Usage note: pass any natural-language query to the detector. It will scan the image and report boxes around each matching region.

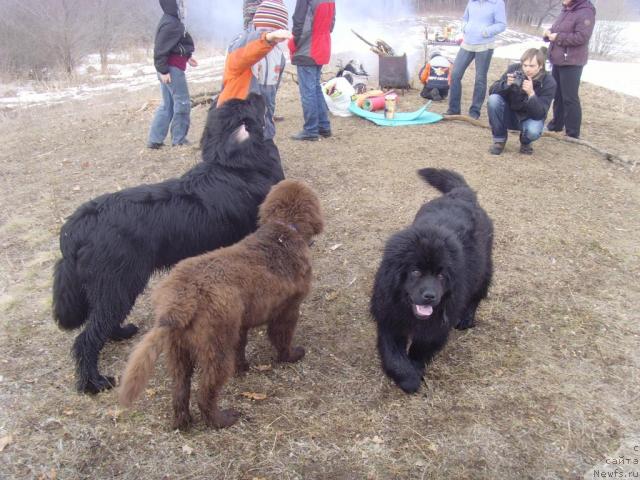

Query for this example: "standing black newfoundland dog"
[370,168,493,393]
[53,93,284,393]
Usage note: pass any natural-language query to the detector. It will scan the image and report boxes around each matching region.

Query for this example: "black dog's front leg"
[377,328,423,393]
[407,335,447,376]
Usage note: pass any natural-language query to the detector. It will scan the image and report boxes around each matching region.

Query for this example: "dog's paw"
[110,324,139,341]
[396,374,422,394]
[410,360,426,378]
[455,317,476,330]
[211,409,240,429]
[235,360,250,375]
[172,411,193,431]
[80,375,116,394]
[279,346,305,363]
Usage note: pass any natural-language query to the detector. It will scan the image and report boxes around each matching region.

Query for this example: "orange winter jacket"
[217,32,277,106]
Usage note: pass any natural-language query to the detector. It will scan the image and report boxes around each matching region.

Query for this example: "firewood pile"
[351,29,396,57]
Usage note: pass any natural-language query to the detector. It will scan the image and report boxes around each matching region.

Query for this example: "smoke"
[186,0,417,47]
[185,0,423,81]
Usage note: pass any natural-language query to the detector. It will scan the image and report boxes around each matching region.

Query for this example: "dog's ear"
[375,230,418,297]
[222,123,251,158]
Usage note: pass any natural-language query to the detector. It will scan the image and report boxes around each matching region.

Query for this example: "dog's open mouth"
[412,304,433,319]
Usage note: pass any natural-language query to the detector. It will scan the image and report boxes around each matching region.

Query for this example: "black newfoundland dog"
[370,168,493,393]
[53,94,285,393]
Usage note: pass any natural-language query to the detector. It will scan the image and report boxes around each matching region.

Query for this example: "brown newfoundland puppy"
[118,179,323,429]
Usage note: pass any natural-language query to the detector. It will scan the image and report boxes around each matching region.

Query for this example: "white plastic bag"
[321,77,355,117]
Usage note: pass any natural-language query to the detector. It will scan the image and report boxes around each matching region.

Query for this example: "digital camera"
[511,70,526,90]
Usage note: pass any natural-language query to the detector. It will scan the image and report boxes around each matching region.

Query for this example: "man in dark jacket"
[288,0,336,141]
[487,47,557,155]
[147,0,197,149]
[543,0,596,139]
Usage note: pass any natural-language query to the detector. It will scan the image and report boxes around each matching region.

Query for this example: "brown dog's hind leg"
[268,302,305,364]
[167,341,195,431]
[197,335,239,429]
[235,327,250,374]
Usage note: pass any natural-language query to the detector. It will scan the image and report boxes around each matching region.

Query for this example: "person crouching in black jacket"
[487,47,556,155]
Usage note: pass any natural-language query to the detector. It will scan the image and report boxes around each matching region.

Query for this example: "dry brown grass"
[0,60,639,479]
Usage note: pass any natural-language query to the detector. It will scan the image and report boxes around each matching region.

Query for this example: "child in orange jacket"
[218,0,291,143]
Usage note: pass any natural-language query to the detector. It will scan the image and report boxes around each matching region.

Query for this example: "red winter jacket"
[544,0,596,67]
[288,0,336,66]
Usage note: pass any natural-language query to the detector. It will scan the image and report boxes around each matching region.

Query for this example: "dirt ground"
[1,59,640,480]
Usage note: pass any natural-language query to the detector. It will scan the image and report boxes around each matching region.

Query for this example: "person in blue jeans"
[446,0,506,119]
[148,0,197,149]
[288,0,336,141]
[486,47,557,155]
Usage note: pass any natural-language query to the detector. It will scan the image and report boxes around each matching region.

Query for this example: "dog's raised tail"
[118,327,167,407]
[52,257,88,330]
[417,168,469,193]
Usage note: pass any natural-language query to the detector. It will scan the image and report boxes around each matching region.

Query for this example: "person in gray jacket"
[148,0,197,149]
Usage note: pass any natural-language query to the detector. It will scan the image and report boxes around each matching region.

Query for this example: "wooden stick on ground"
[283,69,298,85]
[190,91,219,108]
[441,115,636,170]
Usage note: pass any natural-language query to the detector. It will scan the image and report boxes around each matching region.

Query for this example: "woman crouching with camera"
[487,47,557,156]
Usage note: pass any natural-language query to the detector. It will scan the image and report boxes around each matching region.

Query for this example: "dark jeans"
[487,94,544,144]
[148,66,190,146]
[448,47,494,119]
[550,65,584,138]
[296,65,330,135]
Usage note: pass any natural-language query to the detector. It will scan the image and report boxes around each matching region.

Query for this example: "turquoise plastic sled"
[349,101,443,127]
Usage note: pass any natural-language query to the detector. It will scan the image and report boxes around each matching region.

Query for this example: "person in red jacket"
[288,0,336,141]
[544,0,596,139]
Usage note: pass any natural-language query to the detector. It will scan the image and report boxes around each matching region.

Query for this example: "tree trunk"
[100,49,109,75]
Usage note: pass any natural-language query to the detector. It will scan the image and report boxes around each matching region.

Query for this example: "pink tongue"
[416,304,433,317]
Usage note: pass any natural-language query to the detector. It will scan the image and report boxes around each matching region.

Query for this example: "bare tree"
[0,0,158,78]
[0,0,91,75]
[535,0,561,29]
[589,0,626,59]
[91,0,122,74]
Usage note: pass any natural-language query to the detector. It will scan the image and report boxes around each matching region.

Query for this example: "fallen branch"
[542,131,636,169]
[441,114,486,128]
[441,115,635,170]
[283,69,298,85]
[191,91,219,107]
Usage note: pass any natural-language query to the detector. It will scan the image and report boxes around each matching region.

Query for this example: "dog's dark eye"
[410,270,422,278]
[437,273,445,281]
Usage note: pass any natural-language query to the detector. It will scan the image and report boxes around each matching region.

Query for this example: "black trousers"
[550,65,584,138]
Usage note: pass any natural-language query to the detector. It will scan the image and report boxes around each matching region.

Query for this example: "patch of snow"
[1,18,639,110]
[0,55,225,110]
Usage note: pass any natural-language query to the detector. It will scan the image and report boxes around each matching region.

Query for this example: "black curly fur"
[370,168,493,393]
[52,94,285,393]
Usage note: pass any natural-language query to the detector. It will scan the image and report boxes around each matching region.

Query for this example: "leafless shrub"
[589,21,626,59]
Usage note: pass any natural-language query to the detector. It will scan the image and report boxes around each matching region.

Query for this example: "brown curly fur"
[118,179,324,430]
